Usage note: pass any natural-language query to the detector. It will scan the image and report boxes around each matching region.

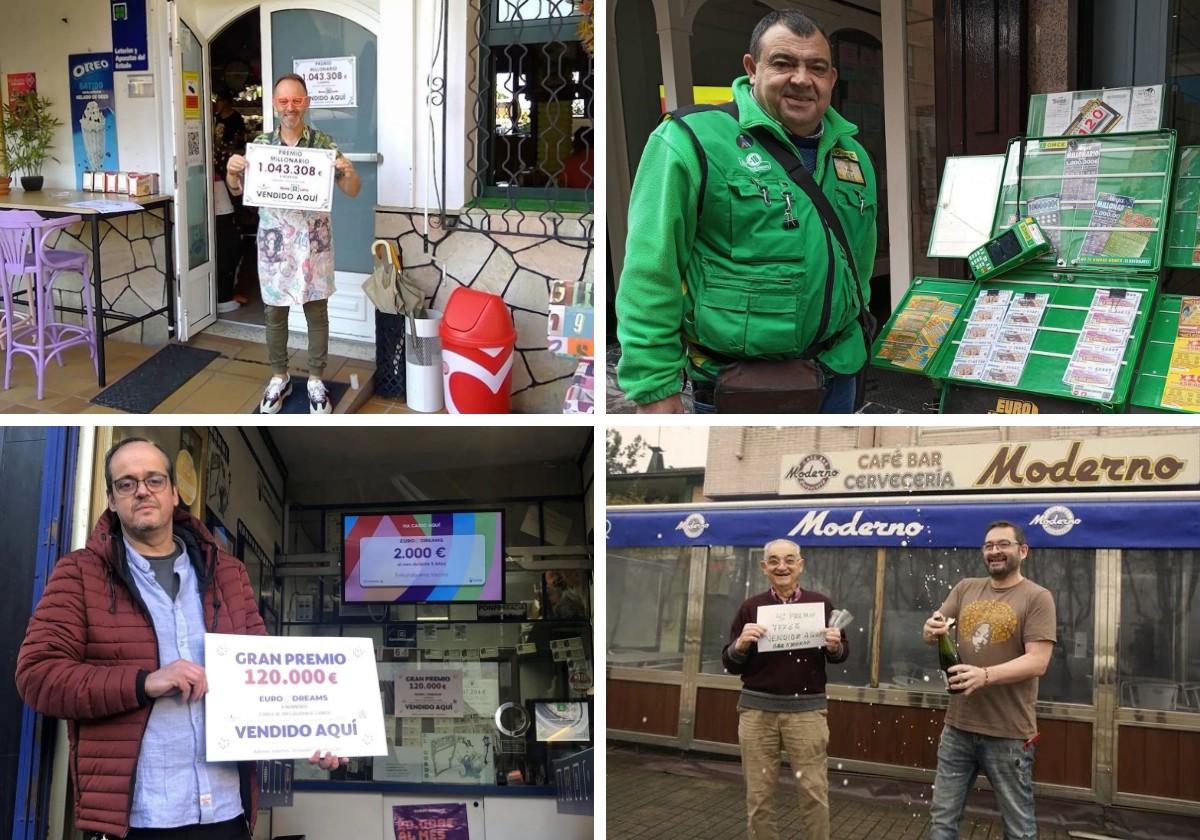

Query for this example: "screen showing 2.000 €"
[342,511,505,603]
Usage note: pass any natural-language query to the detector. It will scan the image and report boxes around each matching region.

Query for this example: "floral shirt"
[250,125,345,306]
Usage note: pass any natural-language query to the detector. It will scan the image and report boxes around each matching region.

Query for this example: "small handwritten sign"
[755,602,825,652]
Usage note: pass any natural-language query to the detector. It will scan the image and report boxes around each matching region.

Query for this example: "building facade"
[608,426,1200,827]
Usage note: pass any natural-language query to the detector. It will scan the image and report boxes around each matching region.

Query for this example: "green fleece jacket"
[616,76,878,406]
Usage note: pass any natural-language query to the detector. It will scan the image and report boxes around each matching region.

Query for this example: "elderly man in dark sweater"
[722,538,848,840]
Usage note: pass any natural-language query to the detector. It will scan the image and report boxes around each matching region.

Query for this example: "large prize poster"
[68,53,119,188]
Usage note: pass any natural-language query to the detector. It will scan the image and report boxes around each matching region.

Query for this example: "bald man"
[722,538,848,840]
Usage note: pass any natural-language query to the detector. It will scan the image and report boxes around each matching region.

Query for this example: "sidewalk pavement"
[607,745,1073,840]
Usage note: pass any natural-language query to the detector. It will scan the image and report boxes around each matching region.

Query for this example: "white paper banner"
[242,143,336,212]
[755,603,826,652]
[205,633,387,761]
[294,56,357,108]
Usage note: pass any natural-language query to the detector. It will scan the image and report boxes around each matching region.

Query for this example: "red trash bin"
[439,287,517,413]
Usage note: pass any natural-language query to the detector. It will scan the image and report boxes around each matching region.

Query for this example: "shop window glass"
[882,547,989,693]
[883,546,1094,704]
[1119,549,1200,713]
[1021,551,1094,705]
[283,564,592,788]
[476,0,594,202]
[607,547,691,671]
[541,498,588,546]
[698,546,874,687]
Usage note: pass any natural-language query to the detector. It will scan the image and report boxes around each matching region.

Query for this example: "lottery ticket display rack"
[1130,146,1200,412]
[872,128,1178,413]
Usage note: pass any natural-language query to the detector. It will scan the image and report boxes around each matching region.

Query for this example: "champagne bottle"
[939,618,965,694]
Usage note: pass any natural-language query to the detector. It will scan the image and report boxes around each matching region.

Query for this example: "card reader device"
[967,217,1051,280]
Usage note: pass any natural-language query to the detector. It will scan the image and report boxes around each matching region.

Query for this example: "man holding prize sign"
[721,538,851,840]
[225,73,362,414]
[16,438,362,839]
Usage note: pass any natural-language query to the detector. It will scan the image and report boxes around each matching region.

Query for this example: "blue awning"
[605,498,1200,549]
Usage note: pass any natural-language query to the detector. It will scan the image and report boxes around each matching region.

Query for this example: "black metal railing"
[427,0,593,242]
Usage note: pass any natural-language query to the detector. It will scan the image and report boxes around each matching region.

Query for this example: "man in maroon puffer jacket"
[16,438,343,839]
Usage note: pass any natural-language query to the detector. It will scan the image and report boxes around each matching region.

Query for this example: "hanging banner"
[111,0,149,72]
[7,72,36,100]
[69,53,119,189]
[393,804,469,840]
[607,498,1200,549]
[293,56,357,108]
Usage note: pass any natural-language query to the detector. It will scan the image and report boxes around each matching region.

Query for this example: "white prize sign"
[243,144,336,212]
[755,603,826,652]
[394,670,464,718]
[294,56,356,108]
[205,633,387,761]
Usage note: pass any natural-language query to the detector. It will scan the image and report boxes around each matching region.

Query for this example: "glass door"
[262,3,379,342]
[169,2,216,339]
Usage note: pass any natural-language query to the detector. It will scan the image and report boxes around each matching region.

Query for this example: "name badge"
[831,149,865,185]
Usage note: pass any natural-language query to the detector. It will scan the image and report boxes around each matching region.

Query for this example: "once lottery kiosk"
[872,85,1200,414]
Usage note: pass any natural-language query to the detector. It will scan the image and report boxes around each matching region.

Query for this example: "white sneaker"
[308,378,332,414]
[259,375,291,414]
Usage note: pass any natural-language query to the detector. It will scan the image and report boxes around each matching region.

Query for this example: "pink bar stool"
[0,212,97,399]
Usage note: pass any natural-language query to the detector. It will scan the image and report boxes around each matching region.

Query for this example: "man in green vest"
[615,10,877,413]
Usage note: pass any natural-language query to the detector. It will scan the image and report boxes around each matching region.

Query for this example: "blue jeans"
[692,372,857,414]
[928,725,1037,840]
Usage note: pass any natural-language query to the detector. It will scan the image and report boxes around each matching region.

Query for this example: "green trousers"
[264,299,329,378]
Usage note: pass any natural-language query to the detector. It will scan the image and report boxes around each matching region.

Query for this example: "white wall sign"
[780,435,1200,496]
[395,670,464,718]
[294,56,357,108]
[755,603,826,652]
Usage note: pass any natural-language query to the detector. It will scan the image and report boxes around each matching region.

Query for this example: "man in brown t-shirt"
[921,520,1056,840]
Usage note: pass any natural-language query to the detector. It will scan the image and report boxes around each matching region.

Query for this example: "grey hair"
[763,538,801,557]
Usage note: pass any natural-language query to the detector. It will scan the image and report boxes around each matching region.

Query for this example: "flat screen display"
[985,229,1022,265]
[342,511,504,603]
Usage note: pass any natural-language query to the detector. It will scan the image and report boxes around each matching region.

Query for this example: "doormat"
[252,379,350,414]
[90,344,221,413]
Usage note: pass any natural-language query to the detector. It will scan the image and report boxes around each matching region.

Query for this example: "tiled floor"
[607,746,1085,840]
[0,334,435,414]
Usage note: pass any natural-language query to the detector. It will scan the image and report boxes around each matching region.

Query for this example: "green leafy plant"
[0,107,9,178]
[1,92,63,177]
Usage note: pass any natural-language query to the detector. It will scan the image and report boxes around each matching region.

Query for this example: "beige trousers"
[738,707,831,840]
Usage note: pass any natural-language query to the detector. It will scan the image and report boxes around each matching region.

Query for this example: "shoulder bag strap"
[745,124,873,363]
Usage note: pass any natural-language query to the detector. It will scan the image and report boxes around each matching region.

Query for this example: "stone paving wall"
[42,209,170,344]
[375,209,594,413]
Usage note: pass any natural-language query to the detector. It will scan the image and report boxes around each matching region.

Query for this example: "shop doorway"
[169,1,217,340]
[209,9,265,327]
[205,3,380,344]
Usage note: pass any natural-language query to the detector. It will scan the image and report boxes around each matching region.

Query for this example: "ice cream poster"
[69,53,119,189]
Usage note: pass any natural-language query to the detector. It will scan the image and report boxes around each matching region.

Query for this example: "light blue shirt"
[126,537,244,829]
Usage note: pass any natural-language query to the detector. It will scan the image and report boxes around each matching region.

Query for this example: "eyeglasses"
[274,97,307,108]
[764,557,800,568]
[981,540,1023,551]
[111,473,170,497]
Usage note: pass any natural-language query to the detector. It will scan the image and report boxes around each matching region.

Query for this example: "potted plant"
[0,107,10,195]
[1,91,63,192]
